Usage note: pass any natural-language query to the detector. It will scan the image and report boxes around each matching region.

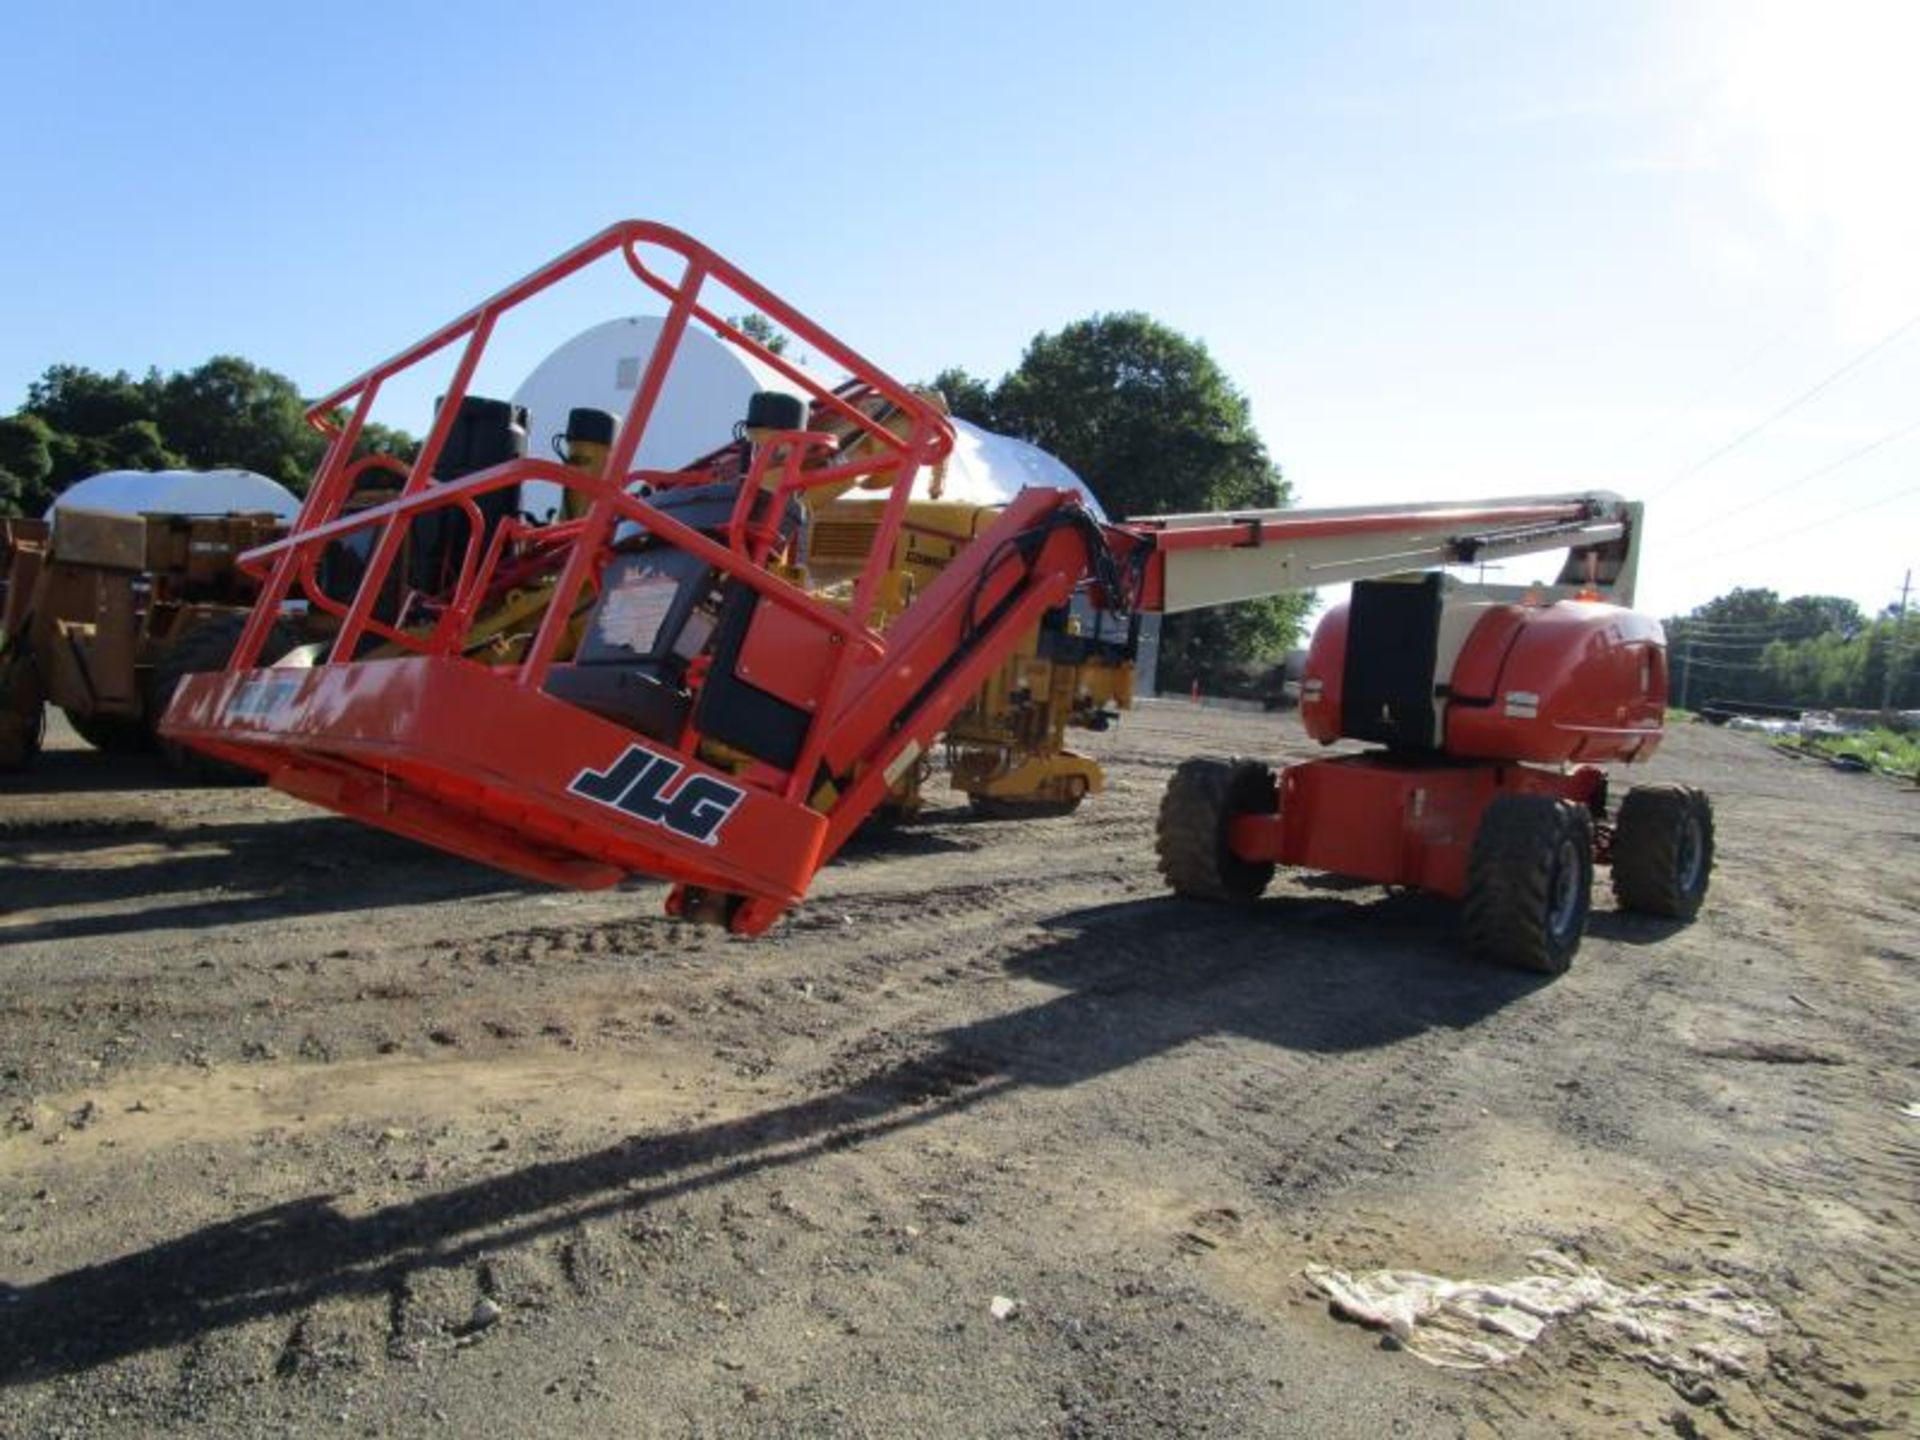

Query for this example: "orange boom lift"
[164,222,1709,969]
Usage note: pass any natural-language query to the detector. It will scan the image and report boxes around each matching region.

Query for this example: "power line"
[1714,480,1920,558]
[1669,414,1920,544]
[1883,569,1912,713]
[1674,633,1827,649]
[1677,654,1771,672]
[1612,274,1868,462]
[1649,310,1920,501]
[1664,620,1841,636]
[1667,617,1834,630]
[1613,331,1789,456]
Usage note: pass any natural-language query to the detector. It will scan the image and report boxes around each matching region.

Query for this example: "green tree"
[0,413,56,516]
[25,421,185,501]
[1668,588,1791,706]
[45,430,114,490]
[355,421,419,464]
[314,412,421,471]
[154,356,320,489]
[992,313,1282,517]
[99,419,182,472]
[1782,594,1864,637]
[24,364,157,436]
[1667,587,1915,709]
[927,366,995,427]
[985,312,1311,685]
[1682,587,1784,631]
[731,312,789,357]
[3,355,421,516]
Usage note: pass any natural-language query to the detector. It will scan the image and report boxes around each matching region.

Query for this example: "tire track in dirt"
[1444,760,1920,1437]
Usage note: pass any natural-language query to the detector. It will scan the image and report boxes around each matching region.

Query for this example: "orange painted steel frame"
[163,222,1137,933]
[168,226,948,917]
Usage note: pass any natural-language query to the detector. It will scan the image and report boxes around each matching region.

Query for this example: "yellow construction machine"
[777,385,1133,818]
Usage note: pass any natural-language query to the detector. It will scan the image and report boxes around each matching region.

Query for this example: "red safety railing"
[224,221,955,806]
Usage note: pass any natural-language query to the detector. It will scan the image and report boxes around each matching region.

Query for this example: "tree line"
[0,356,417,518]
[1668,586,1917,712]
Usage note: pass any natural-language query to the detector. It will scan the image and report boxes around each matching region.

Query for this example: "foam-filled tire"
[1611,784,1714,920]
[1156,756,1278,902]
[1463,794,1593,974]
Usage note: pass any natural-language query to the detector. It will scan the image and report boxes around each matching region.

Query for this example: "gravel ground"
[1,701,1915,1438]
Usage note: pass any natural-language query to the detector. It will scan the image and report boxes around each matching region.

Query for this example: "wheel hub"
[1547,836,1582,940]
[1675,812,1704,892]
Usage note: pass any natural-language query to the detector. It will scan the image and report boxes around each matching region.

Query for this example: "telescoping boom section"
[163,221,1639,934]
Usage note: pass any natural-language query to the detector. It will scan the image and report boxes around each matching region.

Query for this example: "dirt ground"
[2,701,1915,1439]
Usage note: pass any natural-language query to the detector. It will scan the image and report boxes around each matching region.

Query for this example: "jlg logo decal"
[567,744,745,846]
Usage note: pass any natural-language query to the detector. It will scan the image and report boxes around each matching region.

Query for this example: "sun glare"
[1688,0,1920,334]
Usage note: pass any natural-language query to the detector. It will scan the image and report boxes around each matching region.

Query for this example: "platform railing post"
[331,313,497,662]
[846,429,935,631]
[231,379,385,673]
[517,267,707,690]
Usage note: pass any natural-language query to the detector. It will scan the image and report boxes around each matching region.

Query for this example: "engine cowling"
[1300,577,1667,765]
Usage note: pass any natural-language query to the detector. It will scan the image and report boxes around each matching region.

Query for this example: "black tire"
[1611,784,1713,920]
[1156,757,1278,901]
[64,709,158,754]
[1462,794,1593,974]
[146,612,296,784]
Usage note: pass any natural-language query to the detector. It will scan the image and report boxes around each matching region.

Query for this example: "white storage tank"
[511,316,1108,520]
[511,316,809,519]
[47,469,300,524]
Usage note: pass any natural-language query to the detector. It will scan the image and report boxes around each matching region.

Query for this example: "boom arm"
[1129,492,1640,612]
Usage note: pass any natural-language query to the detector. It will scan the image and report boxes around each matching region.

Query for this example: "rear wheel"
[146,612,297,783]
[1611,784,1713,919]
[1463,794,1593,974]
[1156,757,1278,901]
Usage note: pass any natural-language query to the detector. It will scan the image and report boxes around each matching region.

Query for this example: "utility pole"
[1884,568,1912,716]
[1678,631,1693,711]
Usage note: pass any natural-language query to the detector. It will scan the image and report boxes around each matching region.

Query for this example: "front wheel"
[1462,794,1593,974]
[1611,784,1714,919]
[1156,757,1278,902]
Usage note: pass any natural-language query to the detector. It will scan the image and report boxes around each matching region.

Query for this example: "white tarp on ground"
[47,469,300,523]
[1306,1250,1777,1376]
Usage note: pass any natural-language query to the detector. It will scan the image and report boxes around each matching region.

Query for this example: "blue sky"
[3,0,1915,618]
